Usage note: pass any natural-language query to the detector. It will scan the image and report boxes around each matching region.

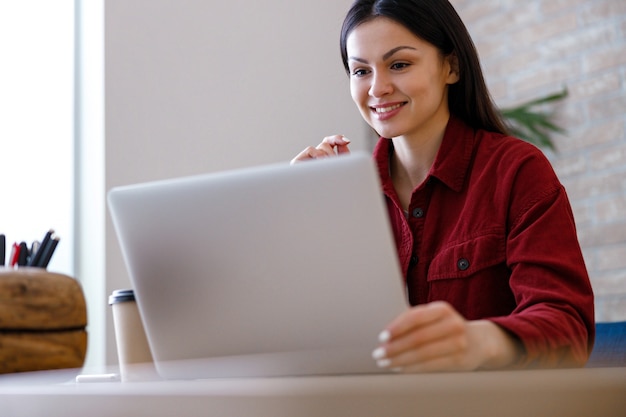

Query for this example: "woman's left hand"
[372,301,522,373]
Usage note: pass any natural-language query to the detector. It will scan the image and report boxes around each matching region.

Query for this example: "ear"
[445,52,460,85]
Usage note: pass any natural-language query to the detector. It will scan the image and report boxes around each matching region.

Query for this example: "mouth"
[372,103,405,114]
[370,102,406,120]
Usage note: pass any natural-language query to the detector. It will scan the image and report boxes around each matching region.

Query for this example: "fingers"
[387,301,453,339]
[290,146,329,164]
[320,135,351,155]
[372,301,475,372]
[290,135,351,165]
[381,329,469,372]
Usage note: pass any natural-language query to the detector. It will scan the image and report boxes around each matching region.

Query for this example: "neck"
[390,114,450,190]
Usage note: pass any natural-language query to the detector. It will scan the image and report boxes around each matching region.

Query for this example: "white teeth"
[375,104,402,113]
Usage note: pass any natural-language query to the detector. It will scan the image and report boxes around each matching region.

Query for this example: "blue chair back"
[586,321,626,367]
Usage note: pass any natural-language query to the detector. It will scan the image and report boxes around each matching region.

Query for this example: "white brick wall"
[450,0,626,321]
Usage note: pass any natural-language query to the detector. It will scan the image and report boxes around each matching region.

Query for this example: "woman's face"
[346,17,459,141]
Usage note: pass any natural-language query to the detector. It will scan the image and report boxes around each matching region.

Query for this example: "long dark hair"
[340,0,509,135]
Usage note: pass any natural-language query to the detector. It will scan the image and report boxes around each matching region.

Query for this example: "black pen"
[39,235,60,269]
[17,242,29,266]
[0,234,5,266]
[29,229,54,267]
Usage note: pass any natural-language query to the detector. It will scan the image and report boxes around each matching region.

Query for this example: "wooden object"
[0,268,88,374]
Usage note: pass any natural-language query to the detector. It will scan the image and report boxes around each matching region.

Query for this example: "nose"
[368,70,393,98]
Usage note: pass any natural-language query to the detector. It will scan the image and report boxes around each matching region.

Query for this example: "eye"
[390,62,410,70]
[351,68,370,77]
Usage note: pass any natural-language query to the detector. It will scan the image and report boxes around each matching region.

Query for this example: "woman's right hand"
[290,135,351,165]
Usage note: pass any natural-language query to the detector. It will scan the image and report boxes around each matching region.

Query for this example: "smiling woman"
[292,0,594,373]
[0,1,75,275]
[345,17,460,187]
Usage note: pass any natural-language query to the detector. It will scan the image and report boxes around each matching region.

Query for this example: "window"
[0,1,75,274]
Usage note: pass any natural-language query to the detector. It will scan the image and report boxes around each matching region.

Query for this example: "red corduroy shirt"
[373,116,595,368]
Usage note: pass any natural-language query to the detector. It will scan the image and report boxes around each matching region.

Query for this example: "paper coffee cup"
[109,289,158,381]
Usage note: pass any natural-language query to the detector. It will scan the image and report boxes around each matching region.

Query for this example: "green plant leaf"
[500,88,568,150]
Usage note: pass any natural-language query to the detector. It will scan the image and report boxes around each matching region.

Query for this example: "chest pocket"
[427,229,506,281]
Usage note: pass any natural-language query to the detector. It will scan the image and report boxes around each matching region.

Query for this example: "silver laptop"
[107,151,408,379]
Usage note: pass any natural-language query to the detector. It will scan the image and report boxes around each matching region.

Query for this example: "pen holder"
[0,268,88,374]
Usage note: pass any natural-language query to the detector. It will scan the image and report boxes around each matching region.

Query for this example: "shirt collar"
[373,116,475,194]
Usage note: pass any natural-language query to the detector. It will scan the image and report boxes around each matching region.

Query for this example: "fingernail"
[376,359,391,368]
[378,330,391,344]
[372,347,386,360]
[342,136,351,143]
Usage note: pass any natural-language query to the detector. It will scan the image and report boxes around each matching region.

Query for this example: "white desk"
[1,367,625,417]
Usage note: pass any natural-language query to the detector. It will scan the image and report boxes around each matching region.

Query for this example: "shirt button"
[412,208,425,218]
[457,258,470,271]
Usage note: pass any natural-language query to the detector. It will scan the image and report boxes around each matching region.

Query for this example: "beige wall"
[450,0,626,321]
[104,0,364,365]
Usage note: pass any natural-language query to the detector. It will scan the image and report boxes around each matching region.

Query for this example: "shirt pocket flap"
[428,230,505,281]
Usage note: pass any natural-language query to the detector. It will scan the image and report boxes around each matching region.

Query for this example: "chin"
[373,128,400,140]
[364,118,403,139]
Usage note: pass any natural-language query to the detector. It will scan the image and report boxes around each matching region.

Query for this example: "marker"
[9,242,20,267]
[17,242,29,266]
[0,234,5,266]
[30,240,40,263]
[29,229,54,267]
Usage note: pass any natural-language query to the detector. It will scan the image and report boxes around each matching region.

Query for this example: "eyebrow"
[348,46,418,64]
